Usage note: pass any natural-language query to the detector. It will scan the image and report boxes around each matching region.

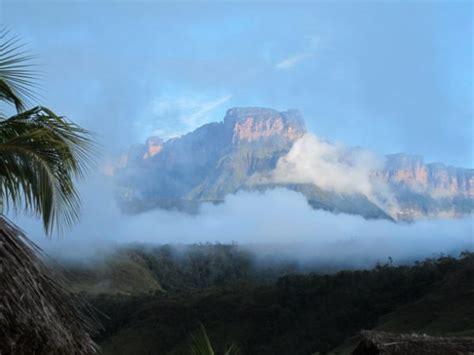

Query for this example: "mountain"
[109,107,473,220]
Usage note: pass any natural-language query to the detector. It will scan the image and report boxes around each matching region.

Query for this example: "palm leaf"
[0,28,38,112]
[224,344,238,355]
[0,29,96,236]
[0,106,96,235]
[190,323,239,355]
[190,323,215,355]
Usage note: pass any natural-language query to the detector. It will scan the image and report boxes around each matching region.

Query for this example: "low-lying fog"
[11,173,473,270]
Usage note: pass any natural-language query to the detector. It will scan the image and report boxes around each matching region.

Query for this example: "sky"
[0,0,472,167]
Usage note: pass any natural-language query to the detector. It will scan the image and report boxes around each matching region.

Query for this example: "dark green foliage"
[81,248,474,355]
[70,243,294,294]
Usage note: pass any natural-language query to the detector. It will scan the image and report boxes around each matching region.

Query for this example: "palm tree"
[0,28,97,354]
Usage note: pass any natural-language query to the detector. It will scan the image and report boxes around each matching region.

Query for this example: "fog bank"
[11,173,472,269]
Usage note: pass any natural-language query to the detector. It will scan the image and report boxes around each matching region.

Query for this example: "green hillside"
[63,250,163,295]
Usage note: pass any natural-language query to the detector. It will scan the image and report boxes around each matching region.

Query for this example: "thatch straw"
[0,215,98,354]
[353,330,474,355]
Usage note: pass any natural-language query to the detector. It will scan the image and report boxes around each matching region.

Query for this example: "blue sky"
[1,0,472,166]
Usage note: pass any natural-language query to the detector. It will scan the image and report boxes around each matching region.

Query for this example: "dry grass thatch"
[0,215,98,354]
[352,330,474,355]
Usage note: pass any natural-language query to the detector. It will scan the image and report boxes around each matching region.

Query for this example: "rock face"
[376,154,473,219]
[143,136,163,159]
[375,153,474,220]
[112,107,473,220]
[382,154,473,198]
[226,107,306,143]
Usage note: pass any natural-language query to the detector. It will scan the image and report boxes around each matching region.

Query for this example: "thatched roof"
[352,330,474,355]
[0,215,98,354]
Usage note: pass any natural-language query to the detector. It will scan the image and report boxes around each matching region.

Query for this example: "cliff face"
[112,107,473,220]
[373,154,473,220]
[143,136,163,159]
[381,154,473,198]
[224,107,306,144]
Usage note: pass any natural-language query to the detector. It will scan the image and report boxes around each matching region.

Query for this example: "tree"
[0,28,97,354]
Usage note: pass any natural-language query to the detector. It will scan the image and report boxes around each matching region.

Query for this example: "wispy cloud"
[275,52,312,70]
[182,94,233,127]
[139,93,233,139]
[275,35,321,70]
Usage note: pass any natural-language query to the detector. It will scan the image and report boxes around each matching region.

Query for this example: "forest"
[58,245,474,354]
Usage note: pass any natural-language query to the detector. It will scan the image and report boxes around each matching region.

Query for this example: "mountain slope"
[62,250,163,295]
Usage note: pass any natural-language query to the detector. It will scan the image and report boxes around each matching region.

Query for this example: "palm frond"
[190,323,215,355]
[190,323,239,355]
[224,344,238,355]
[0,27,38,112]
[0,106,96,235]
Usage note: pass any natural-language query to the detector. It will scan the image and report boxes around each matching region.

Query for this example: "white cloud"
[269,134,383,195]
[258,133,395,210]
[181,94,233,127]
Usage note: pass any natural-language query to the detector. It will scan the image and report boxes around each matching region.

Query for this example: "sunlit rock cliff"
[382,154,473,197]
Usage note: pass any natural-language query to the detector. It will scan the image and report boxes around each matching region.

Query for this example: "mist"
[13,172,473,270]
[269,134,385,197]
[256,133,397,213]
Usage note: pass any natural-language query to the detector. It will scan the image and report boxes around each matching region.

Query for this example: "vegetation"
[64,243,298,296]
[190,323,238,355]
[0,28,96,354]
[63,245,474,354]
[0,28,94,235]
